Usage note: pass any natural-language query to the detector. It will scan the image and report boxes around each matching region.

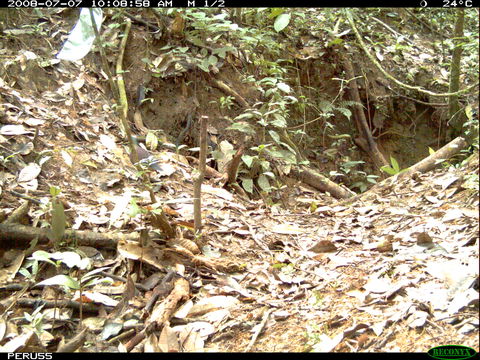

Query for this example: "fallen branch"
[290,166,355,199]
[0,223,136,249]
[209,78,249,108]
[244,308,273,352]
[186,156,249,199]
[0,298,106,313]
[186,156,222,179]
[57,328,88,352]
[337,136,470,206]
[125,276,190,352]
[394,136,469,180]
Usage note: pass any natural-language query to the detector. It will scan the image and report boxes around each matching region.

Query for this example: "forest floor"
[0,8,478,353]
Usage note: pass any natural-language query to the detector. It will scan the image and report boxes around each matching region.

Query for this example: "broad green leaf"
[268,130,281,143]
[465,105,473,120]
[212,46,236,59]
[186,36,205,48]
[259,77,277,86]
[50,186,61,198]
[269,8,284,18]
[198,59,210,72]
[274,13,291,32]
[381,165,397,175]
[208,55,218,66]
[257,174,271,192]
[260,160,271,172]
[226,122,256,135]
[271,114,287,128]
[327,38,343,47]
[241,155,255,168]
[129,199,142,217]
[83,277,113,288]
[31,250,54,264]
[37,275,80,290]
[390,156,400,173]
[277,82,291,93]
[234,112,258,121]
[19,268,32,279]
[336,107,352,119]
[81,266,111,283]
[241,178,254,193]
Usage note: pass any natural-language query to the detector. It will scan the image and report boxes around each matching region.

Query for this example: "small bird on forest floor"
[130,136,162,172]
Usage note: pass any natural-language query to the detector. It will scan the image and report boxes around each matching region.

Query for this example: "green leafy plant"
[380,156,407,175]
[22,305,48,337]
[18,258,40,281]
[239,144,276,194]
[31,251,112,309]
[218,95,235,110]
[351,174,379,193]
[36,266,112,293]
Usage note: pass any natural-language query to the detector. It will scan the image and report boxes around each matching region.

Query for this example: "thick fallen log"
[394,136,468,180]
[0,223,136,249]
[290,166,356,199]
[337,136,470,206]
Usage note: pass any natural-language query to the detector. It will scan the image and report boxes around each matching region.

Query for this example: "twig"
[193,116,208,234]
[57,328,88,352]
[107,328,136,344]
[98,271,149,292]
[371,17,414,44]
[7,190,42,205]
[244,308,273,352]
